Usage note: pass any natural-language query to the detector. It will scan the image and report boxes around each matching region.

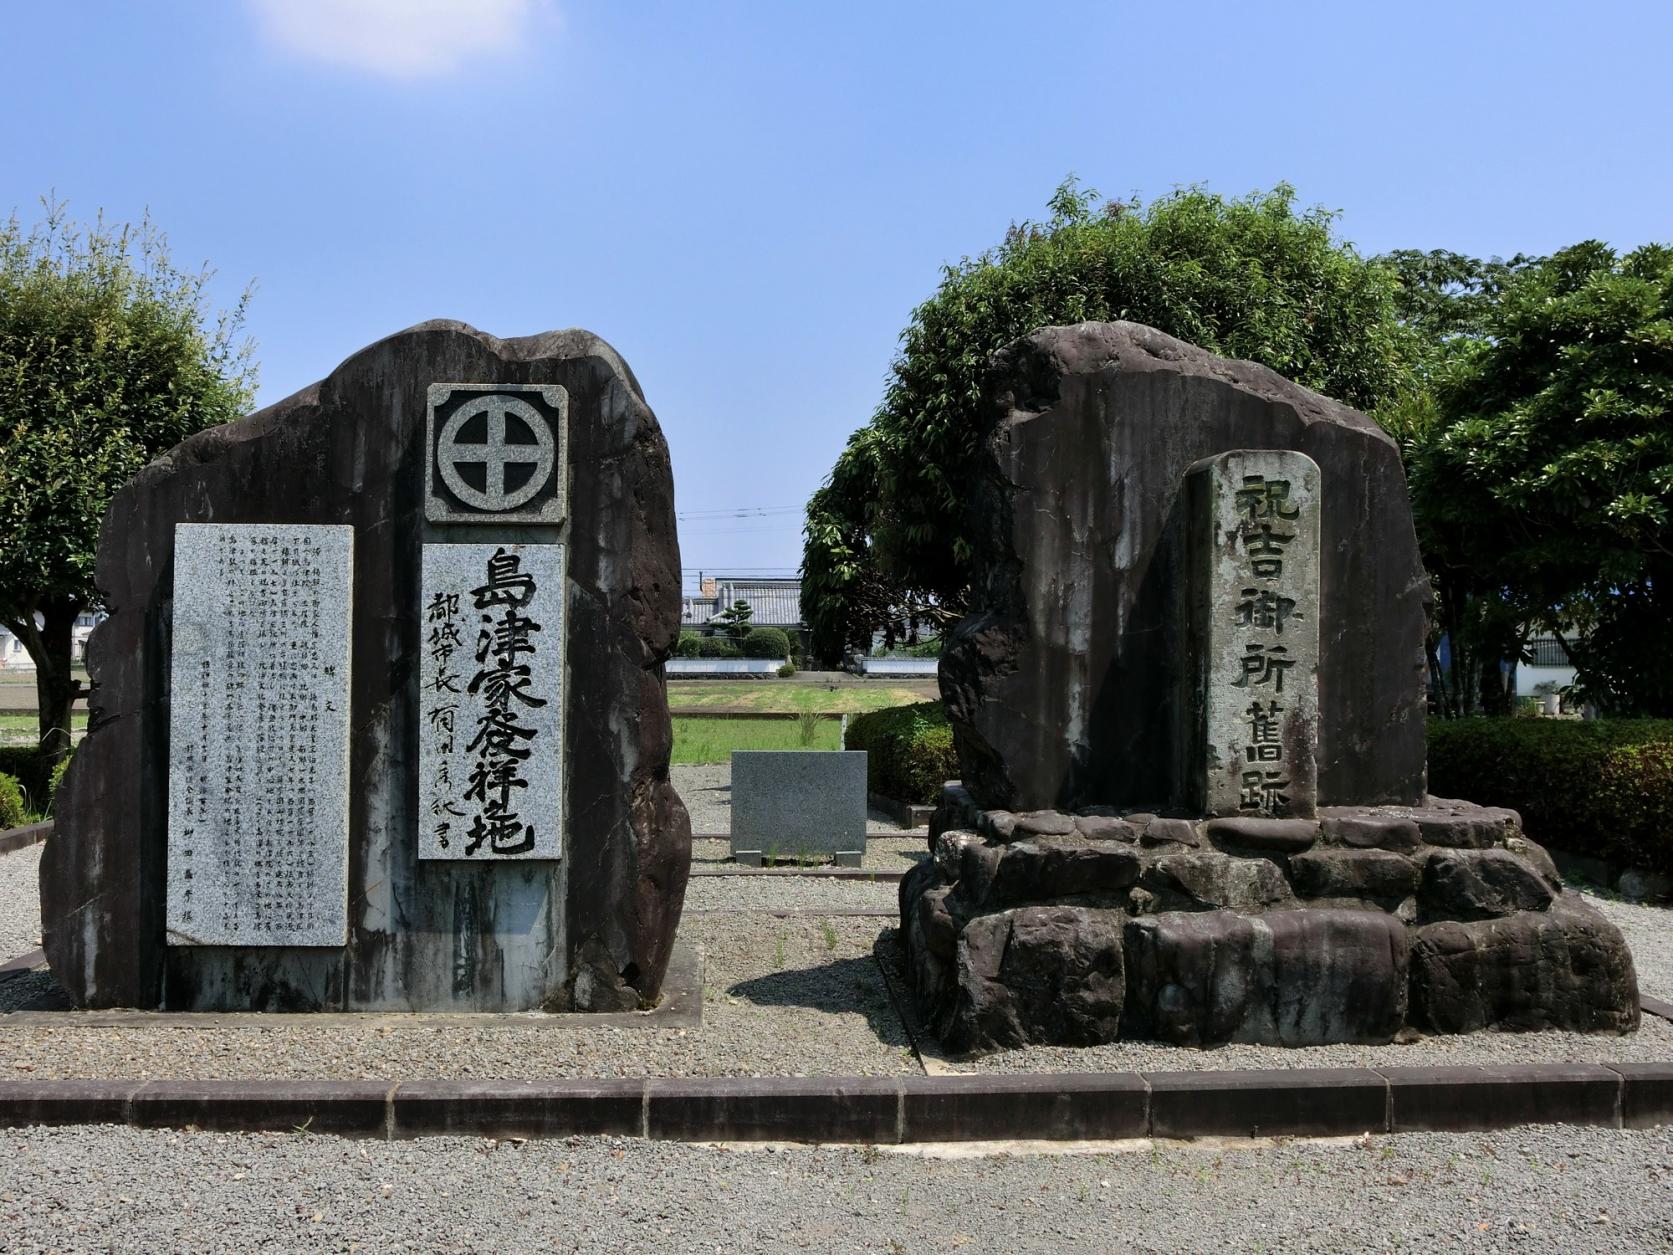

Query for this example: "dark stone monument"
[905,322,1639,1053]
[43,321,691,1013]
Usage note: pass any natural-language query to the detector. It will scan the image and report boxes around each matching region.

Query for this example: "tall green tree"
[1401,240,1673,715]
[0,201,255,761]
[802,180,1419,662]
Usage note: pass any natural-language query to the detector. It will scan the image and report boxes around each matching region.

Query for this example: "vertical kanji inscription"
[165,523,353,946]
[419,542,565,860]
[1188,450,1321,817]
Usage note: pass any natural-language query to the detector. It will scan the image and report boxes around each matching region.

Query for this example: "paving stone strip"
[1,1064,1669,1143]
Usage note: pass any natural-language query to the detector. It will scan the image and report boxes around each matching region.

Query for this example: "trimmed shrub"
[844,701,959,805]
[697,637,742,659]
[0,747,51,814]
[742,627,791,660]
[1427,718,1673,872]
[675,631,704,658]
[777,661,796,678]
[0,772,25,830]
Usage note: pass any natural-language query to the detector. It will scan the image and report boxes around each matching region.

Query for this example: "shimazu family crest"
[425,382,568,524]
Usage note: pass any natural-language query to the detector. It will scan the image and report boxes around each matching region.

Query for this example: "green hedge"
[697,637,743,659]
[742,627,791,659]
[0,747,52,816]
[844,701,959,805]
[0,773,24,830]
[1427,718,1673,872]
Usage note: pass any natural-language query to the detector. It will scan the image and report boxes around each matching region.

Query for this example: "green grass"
[667,679,937,714]
[672,715,842,763]
[0,713,89,747]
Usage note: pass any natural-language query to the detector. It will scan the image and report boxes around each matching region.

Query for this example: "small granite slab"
[165,523,353,947]
[418,542,565,860]
[730,751,867,867]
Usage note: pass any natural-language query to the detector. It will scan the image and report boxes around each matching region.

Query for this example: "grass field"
[0,712,89,747]
[671,715,843,763]
[666,679,936,714]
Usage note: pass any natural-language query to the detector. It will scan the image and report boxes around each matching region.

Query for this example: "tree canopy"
[801,180,1419,661]
[1395,241,1673,714]
[0,200,255,757]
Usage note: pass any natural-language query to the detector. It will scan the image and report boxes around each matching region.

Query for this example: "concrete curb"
[1,1064,1667,1142]
[0,821,51,857]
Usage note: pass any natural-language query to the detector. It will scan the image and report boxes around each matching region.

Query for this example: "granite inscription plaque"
[419,541,565,860]
[165,523,354,946]
[425,383,568,525]
[1189,449,1321,817]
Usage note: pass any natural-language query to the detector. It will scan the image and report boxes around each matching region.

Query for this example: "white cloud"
[249,0,550,78]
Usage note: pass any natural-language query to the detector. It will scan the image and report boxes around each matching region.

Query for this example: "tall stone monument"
[905,321,1639,1052]
[43,321,691,1013]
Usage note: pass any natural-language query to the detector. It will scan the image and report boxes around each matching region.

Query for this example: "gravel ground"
[0,842,43,963]
[1595,895,1673,1001]
[683,876,899,914]
[674,762,925,836]
[0,1122,1669,1253]
[0,915,916,1080]
[691,835,928,873]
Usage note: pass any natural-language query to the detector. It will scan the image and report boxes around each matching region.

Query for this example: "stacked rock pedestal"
[907,788,1637,1052]
[904,321,1639,1054]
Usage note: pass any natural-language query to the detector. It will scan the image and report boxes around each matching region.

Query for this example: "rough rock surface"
[1409,895,1641,1035]
[903,791,1639,1054]
[43,321,691,1012]
[939,322,1428,814]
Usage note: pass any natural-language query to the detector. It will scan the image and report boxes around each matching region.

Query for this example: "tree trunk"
[7,597,83,767]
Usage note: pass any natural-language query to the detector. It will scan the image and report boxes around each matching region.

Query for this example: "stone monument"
[43,321,691,1013]
[729,750,867,867]
[904,321,1639,1052]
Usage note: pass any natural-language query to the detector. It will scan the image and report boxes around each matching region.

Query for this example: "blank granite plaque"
[419,542,565,860]
[166,523,354,946]
[1185,449,1321,818]
[730,751,867,867]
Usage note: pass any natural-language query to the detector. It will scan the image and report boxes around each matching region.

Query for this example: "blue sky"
[4,1,1670,586]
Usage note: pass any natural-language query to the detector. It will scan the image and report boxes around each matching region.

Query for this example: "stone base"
[902,787,1640,1055]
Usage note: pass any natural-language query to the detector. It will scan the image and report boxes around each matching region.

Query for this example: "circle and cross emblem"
[436,394,556,513]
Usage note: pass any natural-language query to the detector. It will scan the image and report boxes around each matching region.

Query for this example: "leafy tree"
[1398,245,1673,716]
[0,201,255,761]
[802,180,1419,661]
[1404,240,1673,715]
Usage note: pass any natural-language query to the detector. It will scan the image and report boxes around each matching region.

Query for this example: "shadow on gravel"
[727,955,910,1047]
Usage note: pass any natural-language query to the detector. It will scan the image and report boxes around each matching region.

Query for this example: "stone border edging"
[0,821,51,857]
[1,1064,1668,1142]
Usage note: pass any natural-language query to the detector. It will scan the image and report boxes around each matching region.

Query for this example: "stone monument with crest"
[902,321,1640,1053]
[43,321,690,1012]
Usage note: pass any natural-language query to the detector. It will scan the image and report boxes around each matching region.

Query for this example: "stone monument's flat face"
[730,751,867,864]
[1189,450,1321,817]
[419,542,565,860]
[165,523,353,946]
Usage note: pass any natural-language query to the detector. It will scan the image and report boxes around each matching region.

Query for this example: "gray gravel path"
[674,762,926,836]
[1596,895,1673,1000]
[683,876,899,914]
[691,835,928,873]
[1,1122,1670,1253]
[0,842,43,963]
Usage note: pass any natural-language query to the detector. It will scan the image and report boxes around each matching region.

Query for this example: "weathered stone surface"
[1420,849,1557,921]
[1205,817,1318,854]
[1141,852,1295,913]
[1184,449,1321,817]
[44,321,690,1012]
[1409,896,1640,1035]
[1011,810,1077,837]
[1504,835,1565,892]
[1123,909,1407,1046]
[1288,848,1421,902]
[1319,810,1423,853]
[940,322,1427,813]
[1416,798,1520,848]
[1139,817,1201,848]
[1074,815,1138,842]
[976,836,1141,907]
[945,907,1124,1053]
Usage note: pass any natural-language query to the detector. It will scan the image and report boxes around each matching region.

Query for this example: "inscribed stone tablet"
[419,542,565,860]
[1188,450,1321,818]
[166,524,353,946]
